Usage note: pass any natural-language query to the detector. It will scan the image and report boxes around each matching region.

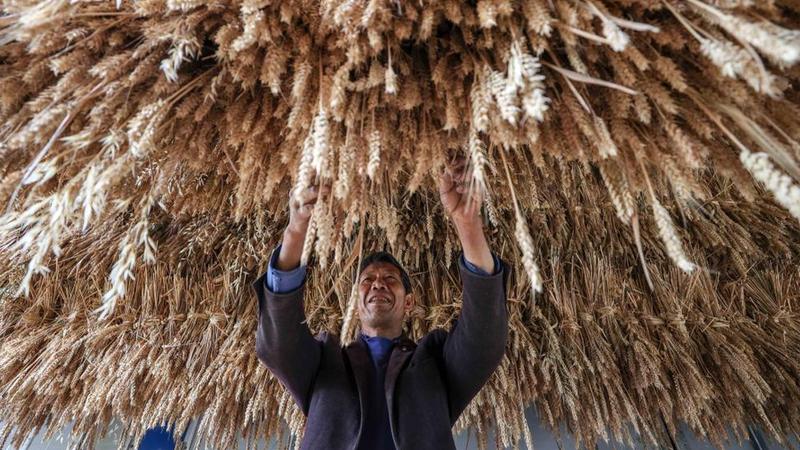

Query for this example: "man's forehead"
[360,261,401,275]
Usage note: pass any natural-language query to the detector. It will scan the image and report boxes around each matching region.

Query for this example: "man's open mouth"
[368,294,392,305]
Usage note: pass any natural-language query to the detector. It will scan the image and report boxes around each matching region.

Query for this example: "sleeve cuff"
[265,243,307,294]
[461,253,500,276]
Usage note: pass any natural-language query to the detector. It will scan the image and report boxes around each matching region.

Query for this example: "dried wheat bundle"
[1,0,800,448]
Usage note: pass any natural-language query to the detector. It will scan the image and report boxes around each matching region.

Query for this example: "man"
[251,156,509,449]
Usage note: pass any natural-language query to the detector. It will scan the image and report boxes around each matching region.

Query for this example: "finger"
[300,204,314,217]
[309,183,331,201]
[474,187,485,208]
[292,184,314,198]
[297,195,318,208]
[290,185,303,201]
[303,188,323,204]
[462,193,479,217]
[448,151,465,162]
[297,187,320,204]
[449,156,467,169]
[290,192,305,212]
[446,153,466,167]
[438,170,454,191]
[447,162,466,176]
[468,189,483,212]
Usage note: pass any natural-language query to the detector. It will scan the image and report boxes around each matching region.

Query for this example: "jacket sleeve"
[462,253,501,276]
[251,260,322,417]
[442,252,509,423]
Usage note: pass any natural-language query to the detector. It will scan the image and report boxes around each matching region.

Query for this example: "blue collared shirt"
[264,243,500,293]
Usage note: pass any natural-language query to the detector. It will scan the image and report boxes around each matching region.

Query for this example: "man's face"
[356,261,414,332]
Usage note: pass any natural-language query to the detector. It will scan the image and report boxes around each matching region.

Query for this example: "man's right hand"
[288,184,328,235]
[277,183,330,271]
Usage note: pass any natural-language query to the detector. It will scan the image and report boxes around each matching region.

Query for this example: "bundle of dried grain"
[0,0,799,448]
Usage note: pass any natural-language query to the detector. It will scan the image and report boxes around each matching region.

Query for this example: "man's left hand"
[438,154,482,229]
[437,153,495,273]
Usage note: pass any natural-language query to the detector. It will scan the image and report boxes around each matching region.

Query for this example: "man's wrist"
[285,221,309,240]
[453,217,483,238]
[276,223,308,271]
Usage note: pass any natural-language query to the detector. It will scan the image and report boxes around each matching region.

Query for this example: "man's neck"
[360,326,403,339]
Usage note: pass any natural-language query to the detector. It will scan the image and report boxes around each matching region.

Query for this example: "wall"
[4,407,792,449]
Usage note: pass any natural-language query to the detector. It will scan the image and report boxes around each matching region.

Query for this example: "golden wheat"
[0,1,799,448]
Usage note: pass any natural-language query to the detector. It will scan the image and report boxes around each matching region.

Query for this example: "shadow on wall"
[3,408,796,449]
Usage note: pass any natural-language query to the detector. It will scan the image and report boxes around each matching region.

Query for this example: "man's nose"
[371,277,387,290]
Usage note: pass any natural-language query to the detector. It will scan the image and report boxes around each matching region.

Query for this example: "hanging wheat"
[0,0,799,448]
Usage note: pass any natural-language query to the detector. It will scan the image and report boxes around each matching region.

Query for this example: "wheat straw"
[0,1,799,448]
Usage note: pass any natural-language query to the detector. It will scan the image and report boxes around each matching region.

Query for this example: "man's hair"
[358,251,412,293]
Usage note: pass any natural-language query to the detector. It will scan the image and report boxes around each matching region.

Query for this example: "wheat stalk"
[366,127,381,180]
[466,128,490,197]
[96,193,158,320]
[499,147,543,294]
[740,150,800,222]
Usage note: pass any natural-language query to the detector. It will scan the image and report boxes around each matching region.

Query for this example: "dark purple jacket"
[251,255,509,449]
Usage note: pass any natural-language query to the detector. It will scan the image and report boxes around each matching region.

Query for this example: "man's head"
[356,252,414,337]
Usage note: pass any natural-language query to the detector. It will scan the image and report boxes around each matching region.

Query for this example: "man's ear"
[404,292,414,312]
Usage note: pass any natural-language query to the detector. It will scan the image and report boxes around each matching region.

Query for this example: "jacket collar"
[345,329,416,446]
[356,329,416,347]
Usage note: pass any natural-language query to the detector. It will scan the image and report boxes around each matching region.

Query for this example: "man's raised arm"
[251,184,329,416]
[437,154,509,423]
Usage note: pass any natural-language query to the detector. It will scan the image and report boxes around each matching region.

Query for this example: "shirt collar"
[358,330,404,344]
